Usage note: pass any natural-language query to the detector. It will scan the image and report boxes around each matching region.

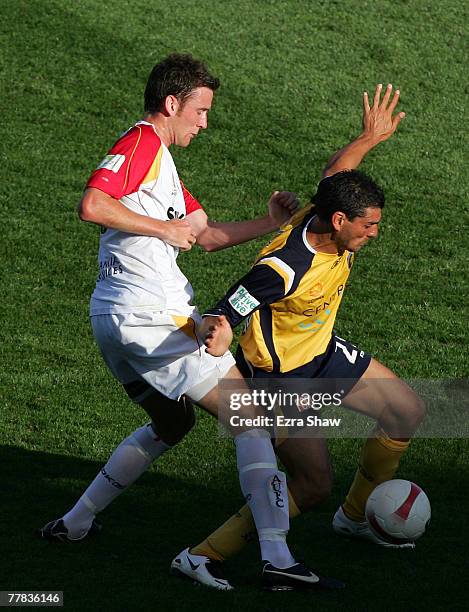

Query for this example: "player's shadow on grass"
[0,444,348,607]
[0,443,245,548]
[0,443,346,582]
[1,444,243,572]
[1,445,467,611]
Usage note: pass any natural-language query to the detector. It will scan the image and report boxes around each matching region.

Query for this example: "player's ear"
[331,211,346,231]
[164,94,179,116]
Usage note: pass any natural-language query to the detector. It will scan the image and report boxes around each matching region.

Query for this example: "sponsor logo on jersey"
[228,285,260,316]
[299,284,346,332]
[167,206,185,220]
[309,281,324,299]
[303,284,344,316]
[97,256,123,282]
[330,254,344,269]
[97,154,126,173]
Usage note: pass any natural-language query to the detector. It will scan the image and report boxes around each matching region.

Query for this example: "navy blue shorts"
[236,333,371,398]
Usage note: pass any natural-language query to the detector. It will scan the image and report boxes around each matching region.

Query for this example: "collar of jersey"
[302,215,340,257]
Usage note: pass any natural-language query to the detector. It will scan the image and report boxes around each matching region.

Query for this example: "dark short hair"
[144,53,220,114]
[312,170,385,222]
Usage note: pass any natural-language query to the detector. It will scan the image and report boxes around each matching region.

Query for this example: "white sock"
[63,423,170,538]
[235,428,296,569]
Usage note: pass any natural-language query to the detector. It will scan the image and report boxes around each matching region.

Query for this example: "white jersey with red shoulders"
[86,121,203,317]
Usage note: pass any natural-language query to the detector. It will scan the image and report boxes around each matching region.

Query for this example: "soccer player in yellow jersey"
[171,83,425,588]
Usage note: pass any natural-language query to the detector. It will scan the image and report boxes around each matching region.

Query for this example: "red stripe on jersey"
[123,126,142,192]
[87,124,162,199]
[180,180,203,215]
[393,482,421,520]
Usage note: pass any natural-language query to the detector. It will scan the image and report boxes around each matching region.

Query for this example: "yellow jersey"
[205,206,354,373]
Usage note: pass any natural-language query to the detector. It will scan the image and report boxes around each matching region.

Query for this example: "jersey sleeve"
[204,263,286,327]
[180,180,204,214]
[86,125,162,199]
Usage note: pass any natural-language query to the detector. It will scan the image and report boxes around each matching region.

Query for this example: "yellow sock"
[191,488,301,561]
[343,429,410,522]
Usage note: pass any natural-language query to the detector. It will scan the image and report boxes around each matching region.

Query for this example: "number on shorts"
[335,339,358,364]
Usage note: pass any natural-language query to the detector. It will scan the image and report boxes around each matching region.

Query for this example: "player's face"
[337,206,381,252]
[174,87,214,147]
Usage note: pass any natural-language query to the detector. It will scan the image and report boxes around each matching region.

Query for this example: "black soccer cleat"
[37,518,102,542]
[262,561,345,591]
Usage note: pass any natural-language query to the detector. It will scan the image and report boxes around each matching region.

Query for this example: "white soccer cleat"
[332,506,415,549]
[170,547,234,591]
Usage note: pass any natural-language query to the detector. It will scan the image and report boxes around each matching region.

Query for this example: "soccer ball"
[365,479,431,544]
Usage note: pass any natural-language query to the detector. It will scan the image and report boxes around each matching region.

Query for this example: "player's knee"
[406,393,426,429]
[293,470,333,512]
[142,394,196,446]
[390,391,425,434]
[160,397,196,445]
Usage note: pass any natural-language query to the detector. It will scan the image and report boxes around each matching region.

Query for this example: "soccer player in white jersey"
[39,54,343,591]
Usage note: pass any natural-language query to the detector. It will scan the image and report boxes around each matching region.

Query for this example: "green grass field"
[1,0,468,609]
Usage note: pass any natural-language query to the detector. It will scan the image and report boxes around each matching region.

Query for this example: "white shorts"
[91,311,235,402]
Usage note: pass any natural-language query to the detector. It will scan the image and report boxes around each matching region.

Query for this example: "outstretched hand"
[322,83,405,178]
[199,315,233,356]
[362,83,405,144]
[268,190,300,227]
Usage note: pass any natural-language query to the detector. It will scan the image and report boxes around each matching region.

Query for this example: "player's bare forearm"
[323,84,405,178]
[78,188,196,249]
[196,217,275,251]
[322,135,377,178]
[198,315,233,356]
[195,191,299,252]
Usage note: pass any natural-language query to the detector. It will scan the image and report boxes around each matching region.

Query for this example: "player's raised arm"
[323,83,405,178]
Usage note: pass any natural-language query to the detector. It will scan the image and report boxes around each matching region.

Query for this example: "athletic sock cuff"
[376,428,410,452]
[258,528,287,542]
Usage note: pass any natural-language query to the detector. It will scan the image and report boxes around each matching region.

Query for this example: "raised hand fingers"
[391,111,406,132]
[372,83,400,112]
[381,83,394,109]
[363,90,371,114]
[373,83,383,108]
[388,88,401,114]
